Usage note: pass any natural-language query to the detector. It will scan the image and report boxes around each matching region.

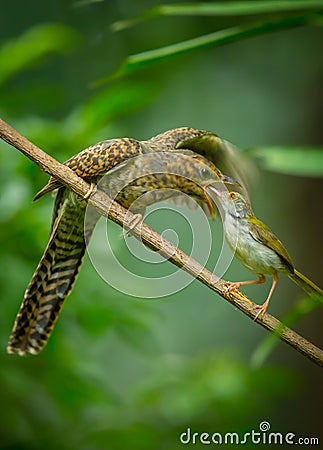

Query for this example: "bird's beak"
[205,184,221,199]
[204,184,225,218]
[203,186,216,219]
[204,178,238,219]
[221,175,241,187]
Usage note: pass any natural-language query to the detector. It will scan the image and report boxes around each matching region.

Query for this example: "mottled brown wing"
[33,138,146,201]
[145,127,206,150]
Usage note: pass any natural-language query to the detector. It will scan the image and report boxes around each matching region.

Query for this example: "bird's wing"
[248,216,294,272]
[33,138,146,201]
[145,127,206,150]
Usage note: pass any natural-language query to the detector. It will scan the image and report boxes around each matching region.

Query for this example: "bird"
[103,149,236,221]
[34,127,249,199]
[146,127,252,193]
[7,131,235,356]
[205,187,323,318]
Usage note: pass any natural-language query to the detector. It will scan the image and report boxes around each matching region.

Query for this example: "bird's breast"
[224,216,288,275]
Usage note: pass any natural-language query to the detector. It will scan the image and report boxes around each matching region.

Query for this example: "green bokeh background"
[0,1,322,449]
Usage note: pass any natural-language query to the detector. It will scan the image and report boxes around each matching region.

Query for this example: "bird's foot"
[224,281,242,293]
[254,303,268,321]
[84,183,97,200]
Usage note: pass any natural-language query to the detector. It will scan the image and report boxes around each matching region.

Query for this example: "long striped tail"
[289,269,323,301]
[7,189,99,355]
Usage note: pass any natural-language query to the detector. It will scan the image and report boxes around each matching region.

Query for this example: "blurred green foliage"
[0,24,80,86]
[109,1,323,79]
[0,1,322,449]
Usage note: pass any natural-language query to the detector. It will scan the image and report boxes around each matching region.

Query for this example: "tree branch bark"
[1,117,322,367]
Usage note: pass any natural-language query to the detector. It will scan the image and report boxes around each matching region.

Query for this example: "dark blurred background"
[0,1,322,449]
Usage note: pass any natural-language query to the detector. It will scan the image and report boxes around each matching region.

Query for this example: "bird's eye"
[200,166,211,179]
[229,192,237,199]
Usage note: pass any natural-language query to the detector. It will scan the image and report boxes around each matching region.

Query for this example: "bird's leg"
[225,274,266,293]
[255,272,279,320]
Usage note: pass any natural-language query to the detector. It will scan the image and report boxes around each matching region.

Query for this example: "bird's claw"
[84,183,97,200]
[224,281,241,293]
[254,304,267,321]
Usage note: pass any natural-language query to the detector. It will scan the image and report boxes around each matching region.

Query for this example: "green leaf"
[82,81,157,125]
[244,146,323,177]
[0,23,80,86]
[112,1,323,31]
[64,80,158,143]
[100,14,323,82]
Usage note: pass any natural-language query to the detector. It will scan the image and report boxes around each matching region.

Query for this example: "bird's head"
[168,151,239,219]
[204,187,253,219]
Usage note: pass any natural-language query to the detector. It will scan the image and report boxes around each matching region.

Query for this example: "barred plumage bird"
[7,128,236,355]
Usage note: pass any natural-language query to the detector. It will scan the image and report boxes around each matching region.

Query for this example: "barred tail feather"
[289,269,323,301]
[7,190,98,355]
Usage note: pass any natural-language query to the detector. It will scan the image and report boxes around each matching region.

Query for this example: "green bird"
[8,131,235,356]
[206,188,323,318]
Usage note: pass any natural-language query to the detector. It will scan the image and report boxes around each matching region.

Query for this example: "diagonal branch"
[1,117,322,367]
